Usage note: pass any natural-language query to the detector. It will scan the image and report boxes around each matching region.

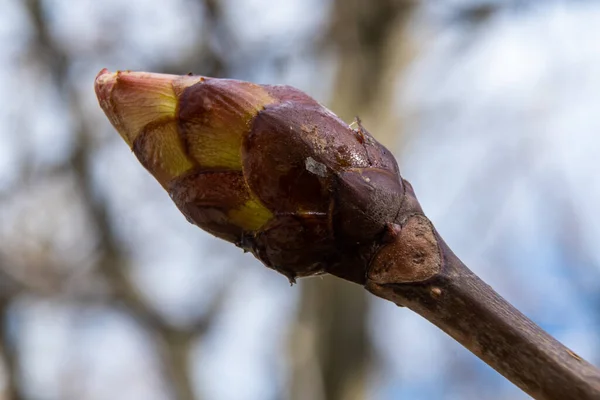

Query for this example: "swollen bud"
[95,69,413,283]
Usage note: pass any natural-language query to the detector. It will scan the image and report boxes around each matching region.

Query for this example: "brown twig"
[363,186,600,400]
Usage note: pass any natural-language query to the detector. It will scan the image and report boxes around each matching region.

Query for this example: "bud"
[95,69,411,283]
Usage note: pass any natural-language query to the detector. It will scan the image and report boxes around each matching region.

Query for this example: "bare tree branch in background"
[0,271,24,400]
[0,1,235,399]
[551,179,600,365]
[290,2,417,399]
[160,0,229,78]
[327,0,416,146]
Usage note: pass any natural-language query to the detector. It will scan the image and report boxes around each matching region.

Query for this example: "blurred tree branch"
[0,1,238,399]
[160,0,229,78]
[290,1,417,399]
[0,270,23,400]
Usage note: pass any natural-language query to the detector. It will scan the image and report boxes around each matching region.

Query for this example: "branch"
[71,129,217,400]
[22,1,228,398]
[0,296,24,400]
[366,220,600,399]
[94,70,600,399]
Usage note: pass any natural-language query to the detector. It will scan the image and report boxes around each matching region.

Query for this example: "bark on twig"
[362,183,600,400]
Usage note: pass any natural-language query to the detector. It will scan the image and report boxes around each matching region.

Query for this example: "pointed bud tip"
[94,69,116,112]
[95,67,111,83]
[94,69,198,146]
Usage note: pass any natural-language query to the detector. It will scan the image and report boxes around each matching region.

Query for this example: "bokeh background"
[1,0,600,399]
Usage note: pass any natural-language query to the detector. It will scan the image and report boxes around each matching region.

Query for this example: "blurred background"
[1,0,600,399]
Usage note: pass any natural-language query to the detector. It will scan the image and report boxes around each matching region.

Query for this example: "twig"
[363,186,600,400]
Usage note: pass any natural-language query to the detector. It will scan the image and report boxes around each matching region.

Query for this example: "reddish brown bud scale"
[334,168,404,243]
[254,214,334,280]
[168,170,251,242]
[261,84,322,107]
[243,104,372,213]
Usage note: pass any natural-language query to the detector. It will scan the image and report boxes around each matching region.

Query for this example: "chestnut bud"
[95,69,407,283]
